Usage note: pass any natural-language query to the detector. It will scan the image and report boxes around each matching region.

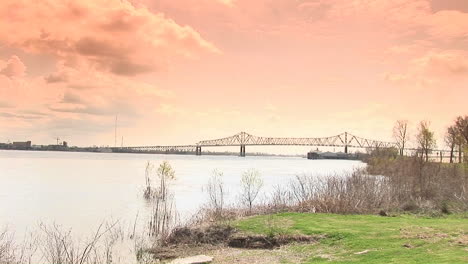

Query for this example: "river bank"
[147,155,468,263]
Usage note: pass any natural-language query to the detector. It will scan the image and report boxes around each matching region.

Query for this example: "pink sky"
[0,0,467,148]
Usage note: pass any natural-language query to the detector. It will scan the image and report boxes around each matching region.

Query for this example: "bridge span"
[114,131,399,157]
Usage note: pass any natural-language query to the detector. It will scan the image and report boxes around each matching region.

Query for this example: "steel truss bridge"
[113,131,400,157]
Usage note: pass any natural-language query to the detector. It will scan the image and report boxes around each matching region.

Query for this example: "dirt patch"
[151,225,321,261]
[454,234,468,246]
[202,245,314,264]
[146,246,179,260]
[166,225,235,245]
[228,234,320,249]
[400,227,450,243]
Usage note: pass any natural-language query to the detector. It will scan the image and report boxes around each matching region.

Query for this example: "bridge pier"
[240,145,246,157]
[195,146,202,156]
[344,132,348,154]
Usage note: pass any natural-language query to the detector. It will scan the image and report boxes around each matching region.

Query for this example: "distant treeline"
[391,115,468,163]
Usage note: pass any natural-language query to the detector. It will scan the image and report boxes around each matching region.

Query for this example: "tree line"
[392,115,468,163]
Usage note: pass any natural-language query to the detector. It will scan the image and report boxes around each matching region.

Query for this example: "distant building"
[0,141,32,150]
[12,141,32,149]
[45,141,69,151]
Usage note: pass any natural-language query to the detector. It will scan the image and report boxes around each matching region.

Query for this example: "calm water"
[0,150,364,236]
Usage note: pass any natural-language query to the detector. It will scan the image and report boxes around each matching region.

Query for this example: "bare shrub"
[0,228,19,264]
[371,157,468,212]
[239,169,263,214]
[284,171,394,214]
[269,184,294,212]
[143,162,154,200]
[289,175,315,206]
[39,221,119,264]
[204,169,226,219]
[16,231,39,264]
[147,161,177,244]
[257,157,467,215]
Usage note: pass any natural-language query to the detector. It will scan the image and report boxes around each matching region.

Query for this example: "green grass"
[235,213,468,264]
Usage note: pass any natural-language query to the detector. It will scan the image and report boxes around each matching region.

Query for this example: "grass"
[234,213,468,264]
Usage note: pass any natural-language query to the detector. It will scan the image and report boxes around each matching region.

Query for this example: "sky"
[0,0,467,149]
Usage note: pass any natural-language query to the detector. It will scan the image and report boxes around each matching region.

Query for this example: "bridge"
[114,131,399,157]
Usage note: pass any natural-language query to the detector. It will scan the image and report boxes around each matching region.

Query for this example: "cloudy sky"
[0,0,467,148]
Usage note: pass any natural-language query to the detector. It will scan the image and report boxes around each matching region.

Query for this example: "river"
[0,150,364,237]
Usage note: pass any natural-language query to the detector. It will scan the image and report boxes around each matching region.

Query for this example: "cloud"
[44,70,69,83]
[384,73,410,84]
[40,62,174,119]
[423,10,468,41]
[384,49,468,94]
[44,117,114,135]
[412,50,468,76]
[0,55,26,78]
[62,91,84,104]
[214,0,235,7]
[0,112,44,120]
[146,0,467,46]
[0,101,14,108]
[0,0,219,76]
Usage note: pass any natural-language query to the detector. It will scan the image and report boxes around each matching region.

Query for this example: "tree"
[393,120,409,156]
[454,115,468,143]
[416,121,436,162]
[454,116,468,163]
[445,126,458,163]
[205,169,225,217]
[239,169,263,214]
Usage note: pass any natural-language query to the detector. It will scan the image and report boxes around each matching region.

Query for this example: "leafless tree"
[0,228,17,264]
[454,115,468,162]
[239,169,263,214]
[393,120,409,156]
[445,126,458,163]
[416,121,436,162]
[16,231,39,264]
[205,169,225,218]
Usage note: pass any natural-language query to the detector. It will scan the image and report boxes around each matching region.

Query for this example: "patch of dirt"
[453,234,468,246]
[166,225,235,245]
[203,245,314,264]
[403,243,414,248]
[145,246,179,260]
[228,234,320,249]
[400,227,449,243]
[151,225,321,262]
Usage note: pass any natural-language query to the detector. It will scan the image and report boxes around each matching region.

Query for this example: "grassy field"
[234,213,468,264]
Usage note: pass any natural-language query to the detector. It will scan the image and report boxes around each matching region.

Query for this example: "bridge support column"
[344,132,348,154]
[195,146,202,156]
[240,145,246,157]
